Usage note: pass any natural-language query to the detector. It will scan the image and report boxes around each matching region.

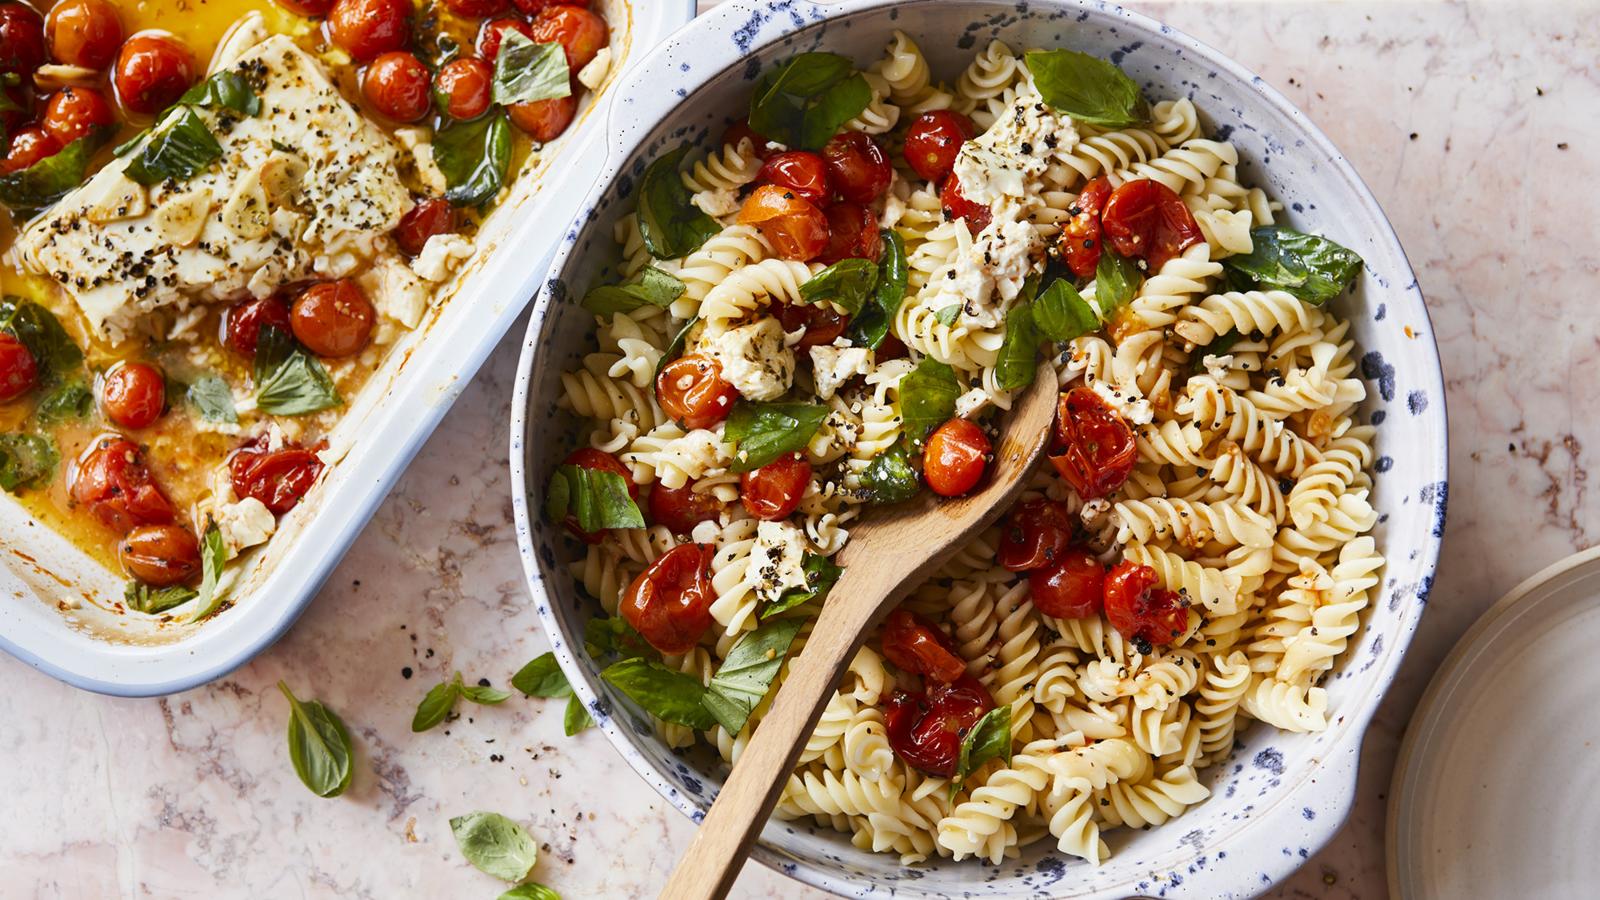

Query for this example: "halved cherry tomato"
[0,3,45,76]
[648,481,723,535]
[434,56,493,121]
[45,0,121,71]
[736,184,828,261]
[902,110,975,182]
[1103,560,1188,647]
[362,50,431,122]
[100,362,166,430]
[939,173,991,232]
[395,197,455,256]
[1059,176,1112,278]
[774,301,848,348]
[113,33,195,116]
[884,673,995,777]
[40,86,114,145]
[758,151,831,206]
[1029,547,1105,619]
[620,543,716,655]
[275,0,336,16]
[229,439,325,515]
[441,0,508,17]
[476,15,533,61]
[119,524,200,587]
[291,280,374,358]
[328,0,411,62]
[508,94,575,142]
[513,0,590,13]
[222,296,293,357]
[923,417,989,497]
[71,436,175,533]
[818,202,882,265]
[0,333,38,401]
[739,452,810,521]
[1048,387,1136,500]
[721,120,779,159]
[880,608,965,684]
[997,498,1074,572]
[557,447,636,542]
[821,132,891,204]
[1100,178,1203,271]
[529,5,607,72]
[656,354,737,430]
[1,125,60,174]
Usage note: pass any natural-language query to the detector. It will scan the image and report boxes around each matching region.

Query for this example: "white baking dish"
[0,0,697,698]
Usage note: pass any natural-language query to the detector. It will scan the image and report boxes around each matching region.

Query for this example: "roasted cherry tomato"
[1059,176,1112,278]
[923,417,989,497]
[880,608,965,684]
[119,524,200,587]
[1100,178,1203,271]
[737,184,828,261]
[556,447,636,542]
[0,126,59,174]
[507,94,575,142]
[648,481,724,535]
[1103,560,1189,647]
[0,83,30,140]
[620,543,716,655]
[230,439,325,515]
[113,33,195,116]
[774,300,848,349]
[997,498,1074,572]
[1048,387,1136,500]
[328,0,411,62]
[513,0,590,13]
[758,151,831,206]
[222,296,293,357]
[434,56,493,121]
[656,354,737,430]
[0,333,38,401]
[721,120,779,159]
[818,202,882,265]
[1029,547,1105,619]
[100,362,166,430]
[45,0,121,71]
[71,436,175,533]
[939,173,991,233]
[394,197,456,256]
[291,280,375,358]
[902,109,975,181]
[441,0,508,17]
[884,673,995,777]
[476,15,534,61]
[40,86,114,145]
[362,50,430,122]
[529,5,608,73]
[0,3,45,76]
[739,452,810,521]
[275,0,336,16]
[821,132,891,204]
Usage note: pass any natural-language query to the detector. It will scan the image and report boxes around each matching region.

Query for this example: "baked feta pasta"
[546,32,1380,866]
[0,0,610,620]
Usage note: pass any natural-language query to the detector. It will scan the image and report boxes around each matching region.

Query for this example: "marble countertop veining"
[5,1,1598,897]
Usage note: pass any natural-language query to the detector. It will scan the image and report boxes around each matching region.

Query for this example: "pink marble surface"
[4,1,1598,897]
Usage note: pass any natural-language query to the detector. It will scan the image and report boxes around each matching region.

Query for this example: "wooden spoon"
[660,358,1059,900]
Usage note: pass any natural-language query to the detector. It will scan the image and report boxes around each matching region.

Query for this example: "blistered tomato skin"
[620,543,717,655]
[1100,178,1204,271]
[529,5,608,72]
[1060,176,1112,278]
[476,16,534,61]
[291,280,375,358]
[558,448,637,542]
[880,608,966,683]
[648,481,724,535]
[775,300,848,349]
[362,51,431,122]
[72,437,176,534]
[394,198,456,256]
[737,184,828,261]
[1049,387,1137,500]
[923,417,990,497]
[0,3,45,76]
[0,333,38,402]
[508,94,576,142]
[230,440,326,515]
[434,56,493,121]
[818,202,882,265]
[441,0,509,17]
[739,452,811,521]
[113,34,196,116]
[902,110,975,181]
[1103,560,1189,648]
[328,0,412,62]
[40,86,115,145]
[100,362,166,430]
[513,0,590,12]
[0,126,60,174]
[884,673,996,777]
[656,354,738,430]
[1029,548,1106,619]
[822,132,891,204]
[119,524,201,587]
[939,174,991,233]
[45,0,122,71]
[222,297,293,357]
[997,498,1074,571]
[758,151,831,206]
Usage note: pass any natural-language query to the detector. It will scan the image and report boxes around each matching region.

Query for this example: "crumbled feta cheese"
[752,520,810,603]
[808,342,872,400]
[691,188,742,218]
[412,233,474,283]
[395,127,448,197]
[1090,379,1155,426]
[213,496,277,559]
[952,89,1079,206]
[1203,353,1236,381]
[696,318,795,401]
[577,47,612,91]
[360,256,431,330]
[954,387,994,418]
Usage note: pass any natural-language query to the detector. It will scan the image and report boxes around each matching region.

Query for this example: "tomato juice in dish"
[0,0,612,620]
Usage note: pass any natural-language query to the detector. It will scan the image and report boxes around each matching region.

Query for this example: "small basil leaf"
[935,304,961,325]
[762,553,843,619]
[1191,329,1244,375]
[35,379,92,424]
[412,679,460,732]
[459,680,513,705]
[1222,226,1364,306]
[1031,279,1100,342]
[123,581,198,614]
[125,107,223,186]
[1095,249,1142,314]
[749,53,871,150]
[187,374,238,424]
[860,437,921,505]
[845,230,906,349]
[800,257,877,316]
[656,315,700,376]
[581,266,685,315]
[562,694,593,736]
[278,681,354,799]
[449,812,540,883]
[952,703,1012,795]
[637,144,720,259]
[799,74,873,150]
[185,522,230,621]
[0,298,83,379]
[898,358,961,447]
[600,657,716,730]
[701,618,805,735]
[543,463,646,531]
[179,70,261,115]
[1024,49,1149,128]
[512,652,574,698]
[0,434,59,492]
[253,324,295,383]
[493,31,571,106]
[724,401,829,472]
[0,136,98,210]
[255,326,340,416]
[435,112,513,207]
[583,616,651,660]
[500,885,562,900]
[995,303,1041,390]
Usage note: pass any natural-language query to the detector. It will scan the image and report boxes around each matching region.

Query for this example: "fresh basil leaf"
[581,266,685,315]
[0,136,97,210]
[1191,329,1244,375]
[1095,249,1142,314]
[701,618,805,735]
[656,315,700,376]
[935,304,961,325]
[125,107,222,186]
[254,326,340,416]
[123,580,198,614]
[584,616,651,660]
[562,694,592,735]
[278,681,354,799]
[35,380,91,424]
[0,434,58,492]
[1024,49,1149,128]
[435,112,513,207]
[898,358,961,447]
[724,401,829,472]
[179,70,261,115]
[513,652,574,698]
[860,437,921,505]
[845,230,906,349]
[749,53,872,150]
[1222,226,1364,306]
[544,463,646,531]
[187,374,238,424]
[0,298,83,379]
[500,885,562,900]
[493,31,571,106]
[1032,279,1100,342]
[450,812,540,883]
[253,323,294,383]
[952,704,1013,797]
[412,678,461,732]
[799,75,873,149]
[763,553,843,619]
[996,303,1040,390]
[637,144,720,259]
[800,257,876,316]
[600,657,716,730]
[184,522,230,621]
[460,678,513,706]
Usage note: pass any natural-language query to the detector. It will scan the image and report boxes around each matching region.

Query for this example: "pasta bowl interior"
[510,0,1446,896]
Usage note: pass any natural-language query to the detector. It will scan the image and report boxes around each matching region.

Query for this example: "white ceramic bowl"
[510,1,1447,896]
[0,0,697,698]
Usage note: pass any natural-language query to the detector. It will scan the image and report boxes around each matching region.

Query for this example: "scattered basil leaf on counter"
[898,358,961,447]
[544,463,645,532]
[995,302,1041,390]
[0,136,98,210]
[1031,278,1100,342]
[701,617,805,735]
[844,230,906,349]
[35,380,92,424]
[581,265,685,315]
[254,325,340,416]
[450,811,540,882]
[125,107,223,186]
[800,257,877,316]
[749,52,872,150]
[724,401,829,472]
[188,374,238,424]
[1190,329,1243,375]
[600,658,716,730]
[0,298,83,379]
[124,581,197,614]
[637,144,720,259]
[1024,49,1149,128]
[763,553,843,619]
[412,678,461,732]
[278,681,354,799]
[459,676,513,706]
[0,434,59,492]
[860,437,921,505]
[493,31,572,106]
[656,315,700,376]
[184,522,229,622]
[934,304,962,326]
[179,70,261,115]
[435,111,513,207]
[563,695,592,736]
[951,704,1012,798]
[499,885,562,900]
[513,652,574,698]
[1222,226,1363,305]
[1095,249,1142,314]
